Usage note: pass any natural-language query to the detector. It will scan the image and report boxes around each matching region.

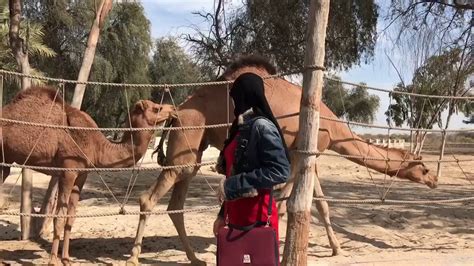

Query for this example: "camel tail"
[153,117,175,165]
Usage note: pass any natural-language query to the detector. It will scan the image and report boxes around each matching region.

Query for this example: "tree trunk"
[9,0,34,240]
[437,105,455,177]
[36,0,113,237]
[414,130,427,155]
[281,1,330,265]
[71,0,112,108]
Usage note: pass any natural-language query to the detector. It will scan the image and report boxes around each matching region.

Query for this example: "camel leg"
[313,170,342,256]
[167,178,205,266]
[127,170,177,265]
[0,167,10,208]
[276,178,294,216]
[50,172,76,265]
[33,175,58,238]
[61,173,87,265]
[276,158,298,216]
[1,167,10,182]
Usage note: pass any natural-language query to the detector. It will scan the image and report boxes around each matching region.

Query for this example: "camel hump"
[13,86,66,105]
[66,106,99,128]
[222,55,277,77]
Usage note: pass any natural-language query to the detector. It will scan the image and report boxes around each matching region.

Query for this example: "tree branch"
[421,0,474,10]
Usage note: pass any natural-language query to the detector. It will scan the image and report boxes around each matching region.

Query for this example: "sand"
[1,147,473,265]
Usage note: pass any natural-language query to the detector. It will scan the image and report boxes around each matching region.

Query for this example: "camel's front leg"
[168,178,206,266]
[0,167,10,209]
[62,174,87,265]
[34,174,58,238]
[50,172,75,265]
[276,158,298,216]
[313,170,342,256]
[127,170,177,265]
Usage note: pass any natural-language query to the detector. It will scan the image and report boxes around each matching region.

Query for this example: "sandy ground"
[0,146,473,265]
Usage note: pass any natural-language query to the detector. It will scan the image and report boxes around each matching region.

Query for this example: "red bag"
[217,194,279,266]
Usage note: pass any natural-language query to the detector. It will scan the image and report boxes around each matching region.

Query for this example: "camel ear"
[134,100,147,112]
[169,110,178,119]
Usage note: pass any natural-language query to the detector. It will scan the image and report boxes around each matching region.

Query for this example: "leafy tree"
[187,0,378,76]
[82,2,152,129]
[19,1,152,129]
[323,76,380,123]
[0,0,56,102]
[149,37,203,105]
[0,0,56,70]
[386,0,472,74]
[385,48,473,152]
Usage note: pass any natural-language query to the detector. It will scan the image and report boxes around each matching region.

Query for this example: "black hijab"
[224,73,290,161]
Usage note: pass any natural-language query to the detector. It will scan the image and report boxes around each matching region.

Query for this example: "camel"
[127,55,438,265]
[0,86,175,264]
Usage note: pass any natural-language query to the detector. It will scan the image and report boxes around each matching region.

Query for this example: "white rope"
[122,89,168,207]
[1,195,472,218]
[121,88,138,207]
[295,151,472,163]
[324,75,474,100]
[1,114,472,133]
[1,69,473,100]
[336,83,383,198]
[319,116,474,133]
[0,161,217,172]
[166,88,218,196]
[0,149,471,172]
[0,117,232,131]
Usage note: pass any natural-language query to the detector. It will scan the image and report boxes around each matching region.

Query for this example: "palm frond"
[19,22,57,58]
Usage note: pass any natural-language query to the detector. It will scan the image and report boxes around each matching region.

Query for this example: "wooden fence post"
[9,0,34,240]
[281,0,330,265]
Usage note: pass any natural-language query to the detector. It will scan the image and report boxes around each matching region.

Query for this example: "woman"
[214,72,291,257]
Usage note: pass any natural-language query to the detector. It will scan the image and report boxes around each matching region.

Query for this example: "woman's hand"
[213,216,226,237]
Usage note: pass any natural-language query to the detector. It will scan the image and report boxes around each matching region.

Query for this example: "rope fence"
[1,114,472,133]
[1,69,473,100]
[303,151,473,163]
[319,116,474,133]
[0,161,217,172]
[0,117,232,131]
[0,148,471,173]
[0,68,472,220]
[1,195,472,218]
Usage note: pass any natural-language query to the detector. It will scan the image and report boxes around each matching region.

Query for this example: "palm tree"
[0,0,56,78]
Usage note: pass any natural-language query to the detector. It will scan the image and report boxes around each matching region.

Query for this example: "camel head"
[396,154,438,189]
[131,100,176,127]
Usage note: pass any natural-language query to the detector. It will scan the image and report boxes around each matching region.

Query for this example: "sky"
[140,0,472,134]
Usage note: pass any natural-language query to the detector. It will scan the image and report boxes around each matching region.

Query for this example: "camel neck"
[330,137,410,177]
[97,130,153,168]
[328,129,410,178]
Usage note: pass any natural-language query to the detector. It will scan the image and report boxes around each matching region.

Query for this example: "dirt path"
[1,150,473,265]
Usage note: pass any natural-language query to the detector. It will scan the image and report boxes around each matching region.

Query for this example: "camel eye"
[152,107,161,113]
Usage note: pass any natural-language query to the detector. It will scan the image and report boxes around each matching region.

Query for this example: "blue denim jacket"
[217,109,290,201]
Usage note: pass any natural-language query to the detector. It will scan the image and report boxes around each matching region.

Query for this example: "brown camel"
[127,56,437,265]
[0,86,175,264]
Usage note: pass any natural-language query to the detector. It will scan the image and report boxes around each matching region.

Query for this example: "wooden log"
[281,0,330,265]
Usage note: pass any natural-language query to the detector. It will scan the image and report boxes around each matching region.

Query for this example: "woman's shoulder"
[250,117,278,133]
